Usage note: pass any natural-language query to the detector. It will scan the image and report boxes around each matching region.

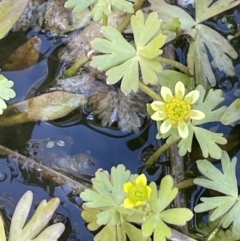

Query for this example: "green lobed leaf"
[0,0,30,39]
[196,0,240,23]
[94,222,116,241]
[194,151,238,197]
[91,10,166,94]
[122,221,144,241]
[192,85,226,125]
[178,124,194,156]
[221,98,240,125]
[187,24,238,88]
[0,217,6,241]
[149,0,196,29]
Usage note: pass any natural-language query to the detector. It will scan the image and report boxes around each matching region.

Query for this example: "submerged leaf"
[0,0,30,39]
[196,0,240,23]
[187,24,238,87]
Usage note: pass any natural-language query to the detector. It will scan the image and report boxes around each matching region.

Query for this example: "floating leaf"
[0,0,30,39]
[193,126,227,159]
[192,85,227,125]
[187,24,238,87]
[64,0,134,21]
[91,10,166,94]
[142,176,193,241]
[0,75,16,115]
[8,191,64,241]
[196,0,240,23]
[194,152,240,239]
[221,98,240,125]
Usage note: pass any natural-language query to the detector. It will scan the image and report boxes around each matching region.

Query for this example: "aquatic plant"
[80,165,193,241]
[0,190,65,241]
[0,75,16,115]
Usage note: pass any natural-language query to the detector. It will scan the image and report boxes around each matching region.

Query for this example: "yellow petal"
[160,119,172,134]
[151,111,167,121]
[161,86,173,102]
[124,198,135,208]
[151,101,165,111]
[175,81,185,100]
[136,174,147,186]
[189,109,205,120]
[135,200,146,207]
[178,121,188,139]
[124,182,133,193]
[184,90,200,104]
[146,186,152,198]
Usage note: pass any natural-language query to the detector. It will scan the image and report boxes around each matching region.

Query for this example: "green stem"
[158,56,192,76]
[64,55,89,77]
[102,14,108,26]
[117,0,145,33]
[174,178,195,190]
[138,82,162,101]
[145,140,179,166]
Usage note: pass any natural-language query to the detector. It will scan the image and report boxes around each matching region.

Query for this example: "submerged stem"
[64,56,89,77]
[158,56,192,76]
[138,82,162,101]
[145,140,178,166]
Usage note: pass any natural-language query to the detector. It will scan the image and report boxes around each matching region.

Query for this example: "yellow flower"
[151,81,205,139]
[123,174,151,208]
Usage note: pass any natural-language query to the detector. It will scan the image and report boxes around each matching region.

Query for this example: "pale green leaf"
[0,217,6,241]
[196,0,240,23]
[0,75,16,115]
[194,196,237,221]
[122,221,144,241]
[8,191,64,241]
[65,0,134,21]
[94,222,116,241]
[194,151,238,197]
[178,124,194,156]
[0,0,30,39]
[159,208,193,225]
[158,70,194,92]
[187,24,238,88]
[221,99,240,125]
[149,0,196,29]
[192,85,226,125]
[90,10,166,94]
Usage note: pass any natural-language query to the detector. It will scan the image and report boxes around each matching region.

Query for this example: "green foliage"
[0,0,30,39]
[64,0,134,21]
[90,10,166,94]
[194,151,240,240]
[221,99,240,125]
[0,191,64,241]
[0,75,16,115]
[80,165,193,241]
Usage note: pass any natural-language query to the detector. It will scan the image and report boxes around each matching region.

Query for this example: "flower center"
[165,97,191,124]
[128,185,148,203]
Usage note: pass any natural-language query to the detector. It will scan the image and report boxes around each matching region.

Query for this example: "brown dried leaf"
[1,37,41,71]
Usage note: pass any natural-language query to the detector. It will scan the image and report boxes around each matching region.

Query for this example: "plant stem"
[145,140,179,166]
[138,82,162,101]
[158,56,192,76]
[64,56,89,77]
[102,14,108,26]
[174,178,195,190]
[117,0,145,33]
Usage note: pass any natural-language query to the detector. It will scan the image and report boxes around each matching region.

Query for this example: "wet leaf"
[193,126,227,159]
[0,0,30,39]
[91,10,166,94]
[187,24,238,88]
[221,99,240,125]
[194,152,240,239]
[196,0,240,23]
[0,74,16,115]
[64,0,133,21]
[194,151,238,197]
[142,177,193,241]
[149,0,196,29]
[8,191,64,241]
[1,37,41,71]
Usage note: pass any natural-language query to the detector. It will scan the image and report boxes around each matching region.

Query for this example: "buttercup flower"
[151,81,205,139]
[123,174,151,208]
